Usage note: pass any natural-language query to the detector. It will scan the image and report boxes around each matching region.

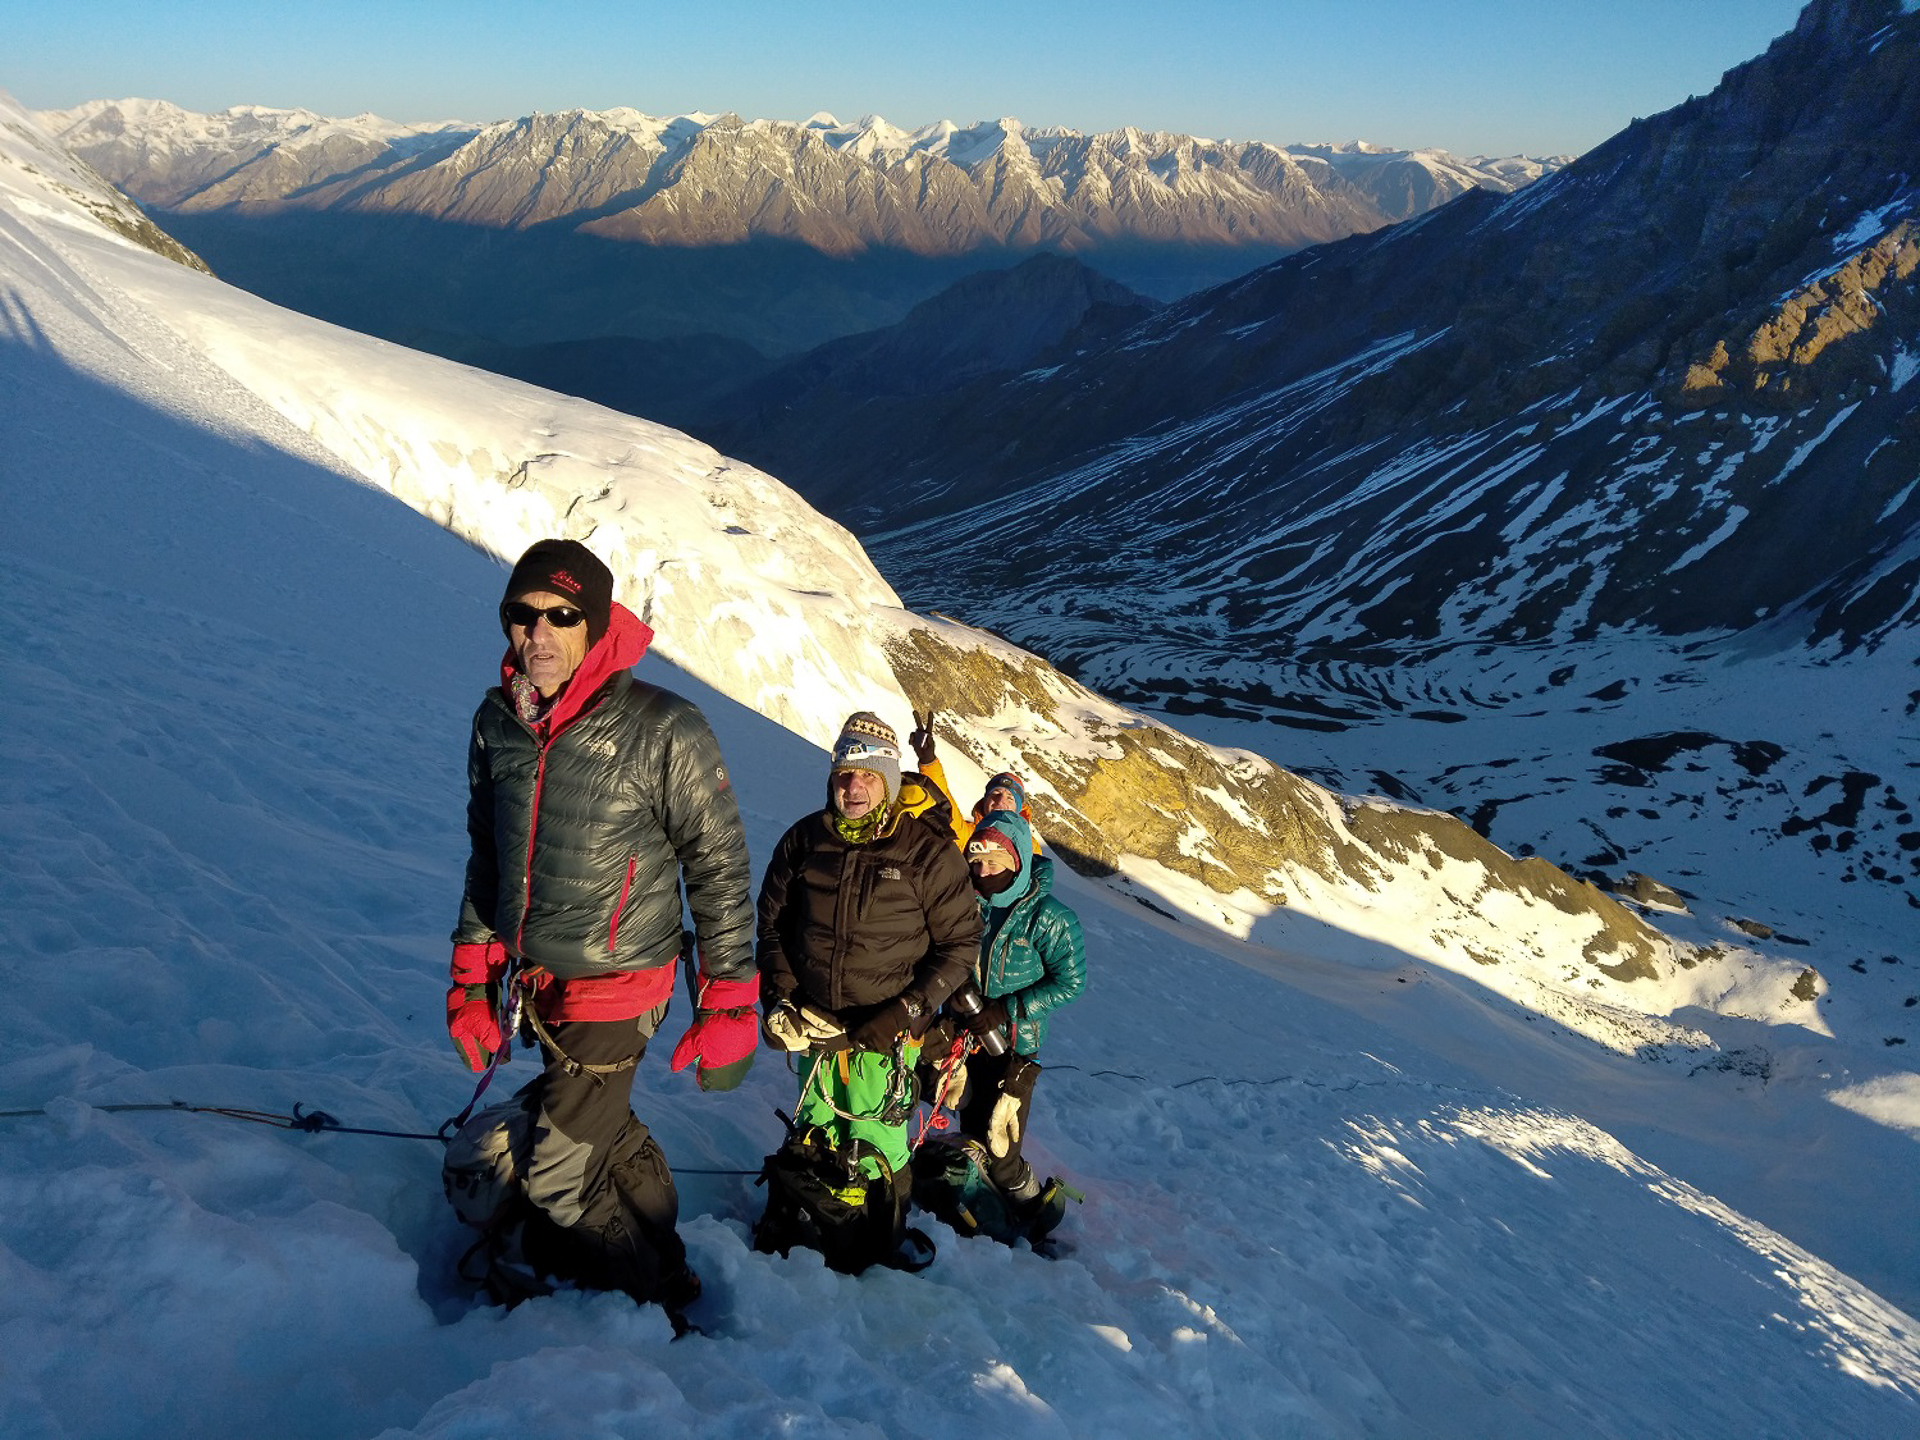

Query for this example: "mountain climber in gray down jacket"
[446,538,757,1315]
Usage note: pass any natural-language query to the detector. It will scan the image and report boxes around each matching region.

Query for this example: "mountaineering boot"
[661,1260,702,1314]
[1004,1164,1042,1207]
[1022,1179,1070,1242]
[661,1262,704,1338]
[995,1160,1072,1245]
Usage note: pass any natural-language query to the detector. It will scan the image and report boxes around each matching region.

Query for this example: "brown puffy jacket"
[755,806,980,1027]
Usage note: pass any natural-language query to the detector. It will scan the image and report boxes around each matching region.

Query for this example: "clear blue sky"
[8,0,1810,157]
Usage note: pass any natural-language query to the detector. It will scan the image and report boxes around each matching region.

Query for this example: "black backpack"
[752,1127,934,1275]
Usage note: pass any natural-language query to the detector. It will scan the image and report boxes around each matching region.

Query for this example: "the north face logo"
[549,568,584,596]
[878,866,902,881]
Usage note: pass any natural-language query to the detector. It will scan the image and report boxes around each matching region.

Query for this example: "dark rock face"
[1613,872,1692,915]
[690,254,1165,504]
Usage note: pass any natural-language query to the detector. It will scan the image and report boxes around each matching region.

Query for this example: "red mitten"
[446,984,501,1072]
[450,940,506,986]
[670,974,761,1091]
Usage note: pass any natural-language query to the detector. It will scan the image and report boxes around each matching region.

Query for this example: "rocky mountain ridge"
[37,96,1561,417]
[43,98,1561,264]
[677,0,1920,972]
[680,252,1161,440]
[728,0,1920,664]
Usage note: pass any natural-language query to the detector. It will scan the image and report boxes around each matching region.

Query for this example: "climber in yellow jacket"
[907,709,1042,853]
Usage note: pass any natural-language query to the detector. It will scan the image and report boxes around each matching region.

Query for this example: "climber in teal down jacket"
[950,808,1087,1217]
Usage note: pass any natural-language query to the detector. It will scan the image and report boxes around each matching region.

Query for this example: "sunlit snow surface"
[3,91,1919,1438]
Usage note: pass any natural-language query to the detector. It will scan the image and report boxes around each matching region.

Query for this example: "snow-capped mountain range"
[6,55,1920,1437]
[42,97,1562,256]
[32,96,1567,367]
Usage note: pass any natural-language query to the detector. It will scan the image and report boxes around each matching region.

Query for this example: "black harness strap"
[518,991,640,1084]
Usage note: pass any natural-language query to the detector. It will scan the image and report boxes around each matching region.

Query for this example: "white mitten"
[797,1004,846,1044]
[988,1090,1025,1158]
[932,1059,970,1112]
[763,1003,809,1052]
[765,1002,845,1052]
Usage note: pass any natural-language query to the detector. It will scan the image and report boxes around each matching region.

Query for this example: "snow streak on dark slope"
[851,0,1920,680]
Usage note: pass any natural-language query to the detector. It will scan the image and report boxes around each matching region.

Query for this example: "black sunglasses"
[501,601,587,629]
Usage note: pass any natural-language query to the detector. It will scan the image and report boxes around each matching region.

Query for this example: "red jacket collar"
[499,601,654,735]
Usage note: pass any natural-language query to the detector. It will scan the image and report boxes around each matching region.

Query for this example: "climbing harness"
[911,1029,972,1149]
[787,1036,918,1128]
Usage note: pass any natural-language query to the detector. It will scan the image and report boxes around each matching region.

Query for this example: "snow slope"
[3,90,1919,1439]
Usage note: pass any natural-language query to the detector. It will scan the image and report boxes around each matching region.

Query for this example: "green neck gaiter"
[832,802,891,845]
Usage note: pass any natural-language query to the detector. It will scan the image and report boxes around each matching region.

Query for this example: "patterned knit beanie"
[502,538,614,644]
[830,711,902,804]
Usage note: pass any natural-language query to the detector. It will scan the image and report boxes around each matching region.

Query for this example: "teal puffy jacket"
[978,855,1086,1055]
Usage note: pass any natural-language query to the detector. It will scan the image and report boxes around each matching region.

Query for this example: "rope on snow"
[0,1098,762,1174]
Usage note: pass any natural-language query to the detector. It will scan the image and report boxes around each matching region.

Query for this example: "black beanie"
[502,538,614,644]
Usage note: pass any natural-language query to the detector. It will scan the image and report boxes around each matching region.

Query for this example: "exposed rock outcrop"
[883,622,1675,984]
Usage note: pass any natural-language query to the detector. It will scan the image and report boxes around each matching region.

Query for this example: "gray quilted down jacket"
[452,608,753,984]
